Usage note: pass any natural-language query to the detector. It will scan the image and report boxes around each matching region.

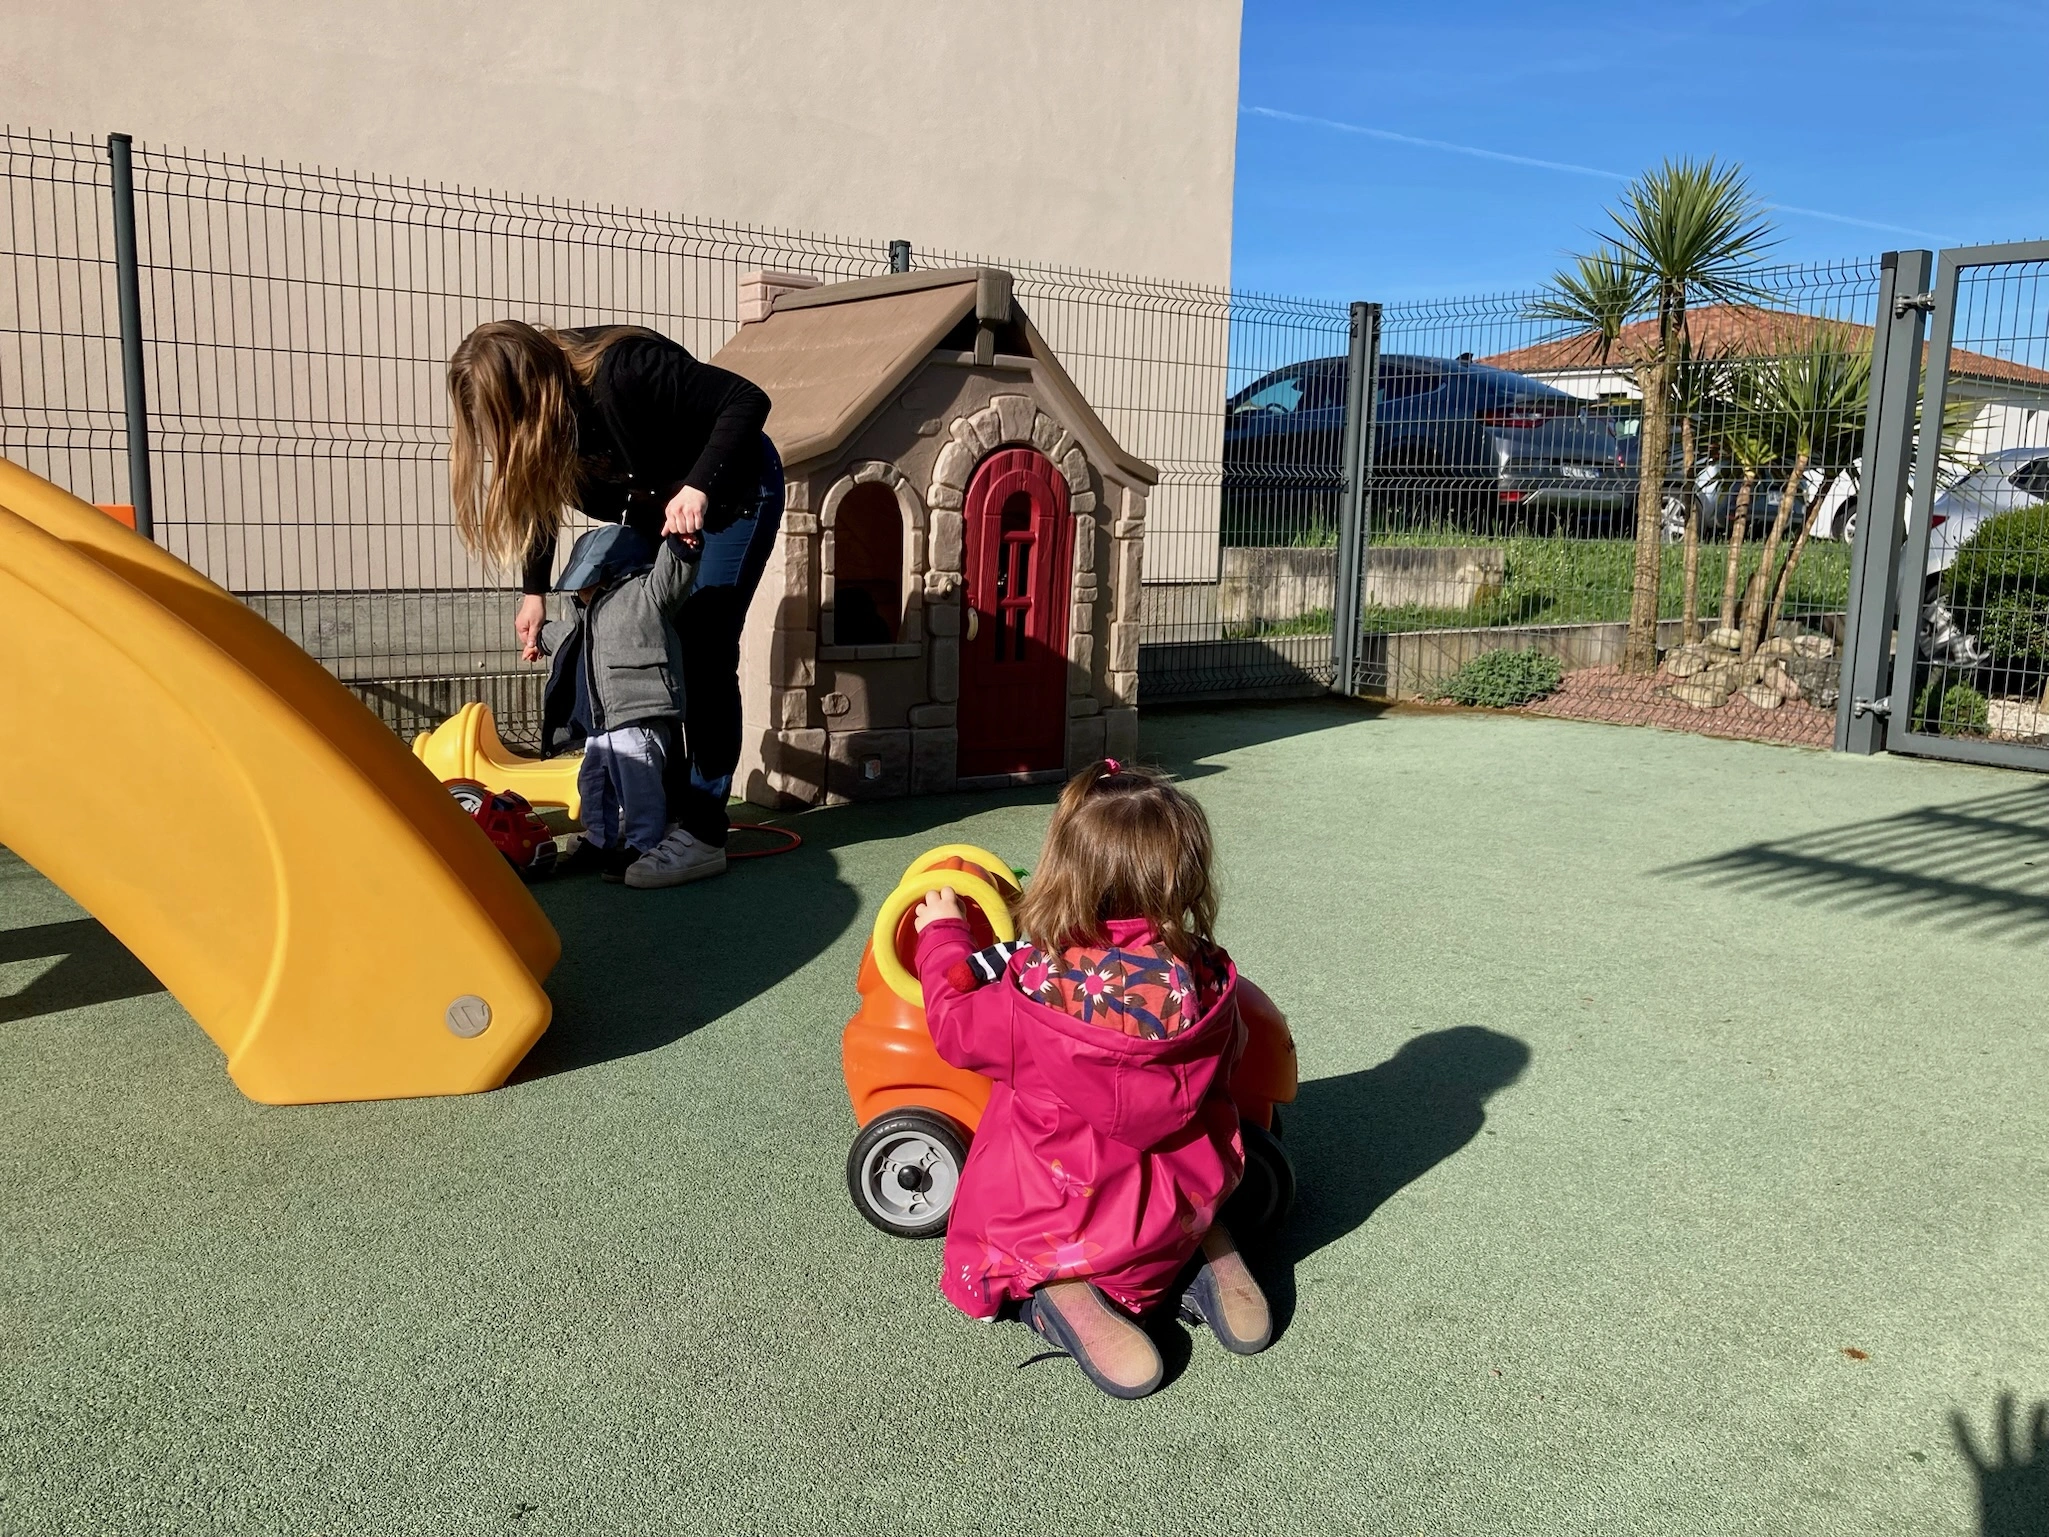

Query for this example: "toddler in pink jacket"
[911,760,1272,1399]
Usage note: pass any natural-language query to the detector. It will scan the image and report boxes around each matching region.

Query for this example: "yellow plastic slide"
[0,459,559,1104]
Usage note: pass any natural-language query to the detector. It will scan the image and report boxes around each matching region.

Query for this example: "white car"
[1924,446,2049,578]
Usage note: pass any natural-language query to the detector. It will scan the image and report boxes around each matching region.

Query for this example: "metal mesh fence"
[1903,253,2049,752]
[1350,258,1885,744]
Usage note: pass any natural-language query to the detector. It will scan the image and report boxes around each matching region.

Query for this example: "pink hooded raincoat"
[913,915,1248,1319]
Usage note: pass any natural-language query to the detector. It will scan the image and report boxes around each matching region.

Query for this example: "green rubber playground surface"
[3,703,2046,1536]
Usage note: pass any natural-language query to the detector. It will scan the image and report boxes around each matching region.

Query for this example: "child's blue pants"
[579,723,671,853]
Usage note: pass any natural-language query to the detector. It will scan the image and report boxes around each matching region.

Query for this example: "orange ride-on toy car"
[841,844,1299,1240]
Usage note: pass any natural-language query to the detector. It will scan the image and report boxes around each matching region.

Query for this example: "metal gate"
[1842,241,2049,771]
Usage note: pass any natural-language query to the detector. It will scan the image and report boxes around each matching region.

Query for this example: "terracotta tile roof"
[1480,303,2049,389]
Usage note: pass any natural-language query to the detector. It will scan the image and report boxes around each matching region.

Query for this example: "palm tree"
[1731,328,1871,655]
[1525,246,1651,368]
[1601,160,1774,673]
[1670,341,1734,642]
[1708,393,1778,641]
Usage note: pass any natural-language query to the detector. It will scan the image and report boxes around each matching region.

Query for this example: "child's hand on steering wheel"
[913,886,967,932]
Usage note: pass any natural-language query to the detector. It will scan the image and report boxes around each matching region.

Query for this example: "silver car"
[1926,446,2049,577]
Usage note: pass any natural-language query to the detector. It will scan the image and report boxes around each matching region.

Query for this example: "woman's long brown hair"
[1015,761,1219,960]
[446,321,656,567]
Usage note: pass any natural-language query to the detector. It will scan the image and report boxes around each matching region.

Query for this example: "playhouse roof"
[711,267,1157,484]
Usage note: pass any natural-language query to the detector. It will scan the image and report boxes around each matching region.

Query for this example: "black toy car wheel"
[1223,1117,1297,1247]
[847,1110,970,1239]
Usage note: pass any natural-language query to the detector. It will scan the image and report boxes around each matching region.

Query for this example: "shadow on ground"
[1259,1026,1532,1331]
[1657,784,2049,943]
[1142,697,1387,781]
[1954,1393,2049,1537]
[0,918,166,1023]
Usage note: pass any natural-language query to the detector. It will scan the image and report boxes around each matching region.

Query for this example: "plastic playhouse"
[0,458,560,1105]
[840,844,1299,1239]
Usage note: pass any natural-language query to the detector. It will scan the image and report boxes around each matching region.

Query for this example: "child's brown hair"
[1015,760,1217,960]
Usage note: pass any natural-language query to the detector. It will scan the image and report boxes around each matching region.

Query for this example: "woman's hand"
[663,484,709,538]
[913,887,966,933]
[515,593,546,663]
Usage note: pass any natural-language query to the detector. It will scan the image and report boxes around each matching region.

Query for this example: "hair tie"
[1102,759,1121,776]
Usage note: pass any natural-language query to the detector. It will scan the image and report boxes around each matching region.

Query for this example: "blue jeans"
[580,723,671,853]
[669,435,785,845]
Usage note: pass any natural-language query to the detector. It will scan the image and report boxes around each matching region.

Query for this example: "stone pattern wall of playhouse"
[724,268,1153,809]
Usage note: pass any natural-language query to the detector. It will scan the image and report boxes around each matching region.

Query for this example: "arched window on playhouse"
[821,475,922,656]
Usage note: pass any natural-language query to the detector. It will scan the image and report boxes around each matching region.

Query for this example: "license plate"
[1559,465,1600,480]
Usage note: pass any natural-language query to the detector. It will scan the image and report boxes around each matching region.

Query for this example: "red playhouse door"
[959,448,1073,778]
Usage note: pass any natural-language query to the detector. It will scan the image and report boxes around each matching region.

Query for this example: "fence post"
[1331,301,1380,695]
[1835,249,1932,753]
[106,132,154,542]
[888,239,911,273]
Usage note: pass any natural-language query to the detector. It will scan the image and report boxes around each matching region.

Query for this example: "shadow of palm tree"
[1657,785,2049,944]
[1954,1393,2049,1537]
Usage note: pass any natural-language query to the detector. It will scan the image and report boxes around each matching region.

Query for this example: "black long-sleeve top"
[521,328,771,596]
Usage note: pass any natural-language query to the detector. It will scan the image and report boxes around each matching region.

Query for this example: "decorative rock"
[969,406,1003,455]
[852,460,890,485]
[820,691,851,718]
[994,394,1036,445]
[818,530,835,576]
[784,479,811,512]
[923,569,962,599]
[1071,602,1094,640]
[1068,694,1101,716]
[1112,517,1146,540]
[1031,412,1063,455]
[1757,636,1798,660]
[1106,670,1138,705]
[1073,517,1097,574]
[783,511,820,536]
[1661,644,1716,679]
[826,729,910,804]
[931,439,973,492]
[1072,580,1099,607]
[908,703,956,728]
[773,688,812,730]
[1068,632,1094,672]
[925,600,960,637]
[1049,429,1076,465]
[1065,713,1108,773]
[767,728,827,804]
[1114,541,1144,620]
[1706,626,1744,652]
[1670,678,1732,709]
[1792,633,1835,659]
[1107,622,1138,673]
[910,728,957,795]
[930,510,964,573]
[769,628,815,689]
[1070,490,1096,515]
[1103,706,1139,760]
[918,418,943,437]
[929,636,960,703]
[1739,682,1784,710]
[928,483,963,511]
[1059,446,1088,492]
[1770,664,1803,701]
[906,529,925,574]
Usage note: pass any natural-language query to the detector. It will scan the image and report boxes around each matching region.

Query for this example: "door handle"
[966,609,979,641]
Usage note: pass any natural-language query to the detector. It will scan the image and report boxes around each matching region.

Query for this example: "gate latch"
[1852,695,1892,719]
[1894,292,1935,317]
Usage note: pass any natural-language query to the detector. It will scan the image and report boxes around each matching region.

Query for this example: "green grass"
[4,705,2046,1533]
[1363,527,1851,635]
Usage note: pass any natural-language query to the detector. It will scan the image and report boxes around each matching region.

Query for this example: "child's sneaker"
[555,836,612,878]
[623,826,727,889]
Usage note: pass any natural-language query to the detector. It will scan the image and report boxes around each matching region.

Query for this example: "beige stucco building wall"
[1,0,1241,286]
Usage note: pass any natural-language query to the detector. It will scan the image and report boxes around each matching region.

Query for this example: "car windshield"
[1232,377,1304,415]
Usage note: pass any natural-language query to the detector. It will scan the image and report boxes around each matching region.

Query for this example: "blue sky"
[1231,0,2049,303]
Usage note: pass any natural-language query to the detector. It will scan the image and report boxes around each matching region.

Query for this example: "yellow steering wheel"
[871,868,1016,1007]
[898,844,1023,895]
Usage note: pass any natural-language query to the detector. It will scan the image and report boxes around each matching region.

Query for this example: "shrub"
[1976,594,2049,672]
[1943,502,2049,612]
[1430,648,1565,708]
[1912,674,1991,737]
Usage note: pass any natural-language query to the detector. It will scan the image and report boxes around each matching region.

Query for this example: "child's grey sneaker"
[623,826,727,888]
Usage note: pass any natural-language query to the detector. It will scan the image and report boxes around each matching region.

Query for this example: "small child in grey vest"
[537,524,698,888]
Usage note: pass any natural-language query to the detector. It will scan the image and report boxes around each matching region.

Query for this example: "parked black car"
[1222,353,1630,543]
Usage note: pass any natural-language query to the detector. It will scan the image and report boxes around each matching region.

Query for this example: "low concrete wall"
[1358,619,1690,700]
[1139,635,1333,703]
[1217,546,1506,627]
